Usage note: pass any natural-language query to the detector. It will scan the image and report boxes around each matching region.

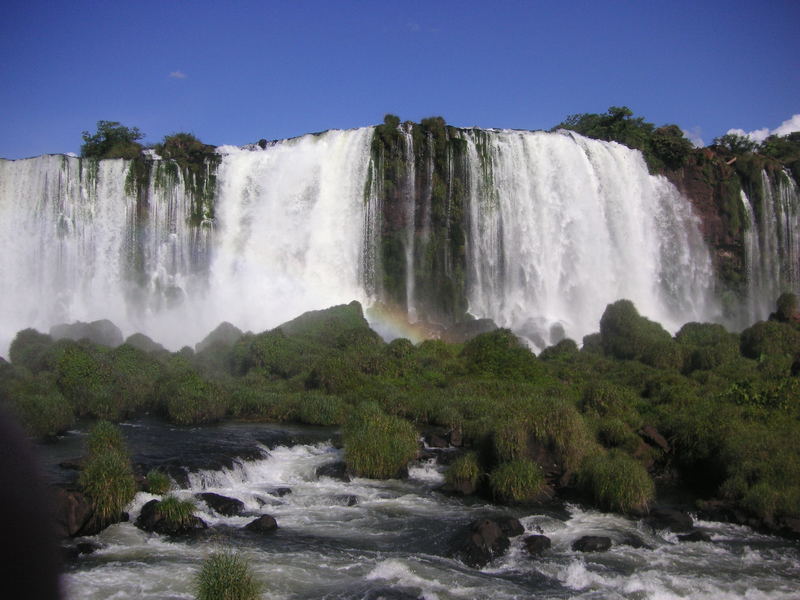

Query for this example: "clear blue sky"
[1,0,798,159]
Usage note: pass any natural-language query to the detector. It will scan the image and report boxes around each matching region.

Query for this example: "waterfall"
[7,126,794,357]
[741,170,800,323]
[0,129,374,354]
[461,129,716,349]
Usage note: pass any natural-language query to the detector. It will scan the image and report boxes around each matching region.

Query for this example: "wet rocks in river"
[450,518,514,568]
[267,487,293,497]
[316,461,351,482]
[196,492,244,516]
[646,507,694,533]
[52,487,125,537]
[495,515,524,537]
[678,530,712,542]
[523,535,551,556]
[135,499,208,535]
[244,514,278,533]
[572,536,612,552]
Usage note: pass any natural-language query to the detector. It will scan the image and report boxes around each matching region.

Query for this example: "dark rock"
[780,517,800,539]
[495,515,524,537]
[76,541,101,555]
[124,333,166,354]
[58,459,83,471]
[441,318,498,344]
[678,530,712,543]
[620,533,648,549]
[450,518,511,568]
[267,487,292,497]
[425,432,449,448]
[197,492,244,516]
[572,536,612,552]
[646,507,694,533]
[523,535,551,556]
[244,514,278,533]
[50,319,123,347]
[135,499,208,536]
[443,477,478,497]
[52,488,93,538]
[639,425,670,452]
[448,428,463,447]
[195,322,243,353]
[316,461,351,482]
[257,139,268,149]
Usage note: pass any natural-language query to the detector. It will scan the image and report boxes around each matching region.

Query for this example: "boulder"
[523,534,551,556]
[678,530,712,543]
[316,461,351,482]
[196,492,244,516]
[135,499,207,536]
[646,507,694,533]
[50,319,123,347]
[52,488,93,538]
[267,487,293,497]
[450,518,511,568]
[620,533,649,549]
[244,514,278,533]
[495,515,524,537]
[639,425,670,452]
[425,432,449,448]
[333,494,359,507]
[571,536,612,552]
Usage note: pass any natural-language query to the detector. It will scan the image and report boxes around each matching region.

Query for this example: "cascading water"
[461,129,716,349]
[740,170,800,323]
[0,129,374,354]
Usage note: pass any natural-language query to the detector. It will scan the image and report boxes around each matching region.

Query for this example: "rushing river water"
[41,419,800,600]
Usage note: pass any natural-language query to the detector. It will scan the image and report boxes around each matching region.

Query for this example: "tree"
[712,133,759,155]
[80,120,144,159]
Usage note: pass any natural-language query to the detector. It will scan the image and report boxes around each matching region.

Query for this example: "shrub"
[80,423,135,522]
[8,329,54,373]
[493,420,529,462]
[445,452,481,490]
[488,459,546,503]
[156,496,197,528]
[146,469,172,495]
[343,404,419,478]
[461,329,541,379]
[306,354,365,394]
[196,550,261,600]
[159,359,227,425]
[577,450,654,513]
[539,338,579,360]
[107,343,163,413]
[55,342,121,419]
[599,300,672,361]
[1,371,73,438]
[676,322,739,372]
[295,393,348,426]
[740,320,800,359]
[774,292,798,322]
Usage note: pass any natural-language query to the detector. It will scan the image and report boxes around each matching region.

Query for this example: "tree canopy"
[80,121,144,159]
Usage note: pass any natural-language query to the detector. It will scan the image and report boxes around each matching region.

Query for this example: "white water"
[462,130,717,349]
[62,434,800,600]
[741,171,800,323]
[0,129,373,354]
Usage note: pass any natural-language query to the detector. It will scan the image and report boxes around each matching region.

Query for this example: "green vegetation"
[343,403,419,478]
[156,496,198,528]
[195,550,261,600]
[578,450,655,513]
[79,421,136,523]
[446,452,481,490]
[146,469,172,495]
[81,121,144,159]
[489,459,546,503]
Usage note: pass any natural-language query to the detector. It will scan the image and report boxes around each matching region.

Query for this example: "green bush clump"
[146,469,172,495]
[595,417,639,451]
[581,381,641,424]
[539,338,579,360]
[160,362,227,426]
[81,120,144,159]
[445,452,481,489]
[195,550,261,600]
[8,328,54,373]
[107,343,163,412]
[492,420,529,462]
[306,354,365,394]
[79,422,136,522]
[157,495,197,528]
[0,370,74,438]
[599,300,673,362]
[577,450,654,513]
[740,320,800,359]
[488,459,546,503]
[54,342,121,419]
[232,329,317,379]
[461,329,541,379]
[296,393,348,426]
[343,403,419,478]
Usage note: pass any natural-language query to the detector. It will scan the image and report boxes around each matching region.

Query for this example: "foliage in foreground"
[195,550,262,600]
[343,403,419,479]
[79,421,136,522]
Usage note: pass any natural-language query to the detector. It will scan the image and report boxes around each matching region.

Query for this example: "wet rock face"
[571,536,612,552]
[523,535,551,556]
[449,518,515,568]
[244,515,278,533]
[646,507,694,533]
[134,499,207,536]
[196,492,244,516]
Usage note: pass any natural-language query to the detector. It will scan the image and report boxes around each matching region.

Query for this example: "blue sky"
[1,0,798,159]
